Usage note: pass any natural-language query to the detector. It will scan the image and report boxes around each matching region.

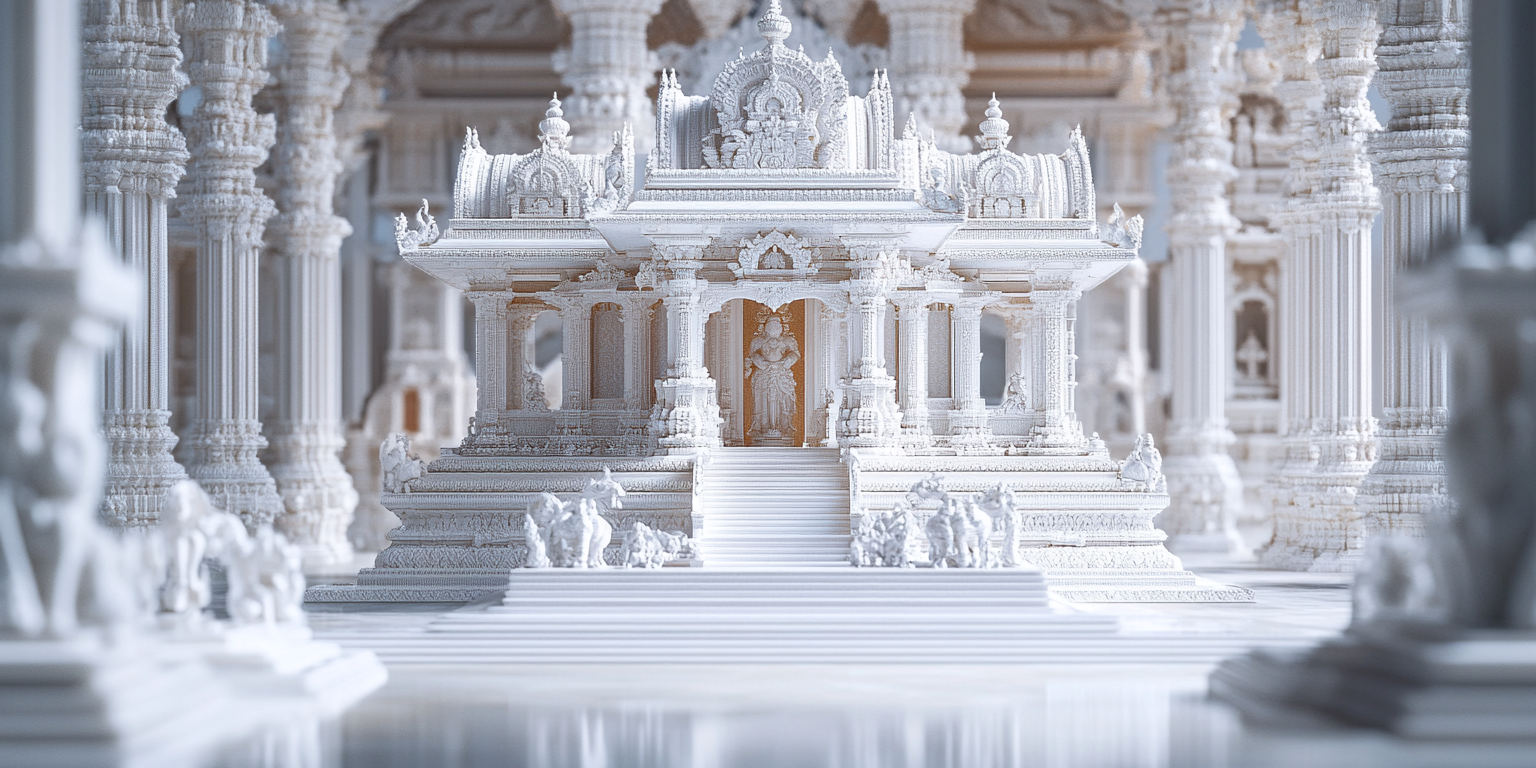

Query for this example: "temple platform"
[309,567,1313,665]
[307,446,1251,604]
[320,567,1118,664]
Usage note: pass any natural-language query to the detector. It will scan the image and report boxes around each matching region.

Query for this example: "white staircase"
[331,568,1132,664]
[698,448,851,567]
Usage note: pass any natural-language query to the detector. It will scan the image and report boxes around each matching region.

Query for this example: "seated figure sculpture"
[1119,434,1166,493]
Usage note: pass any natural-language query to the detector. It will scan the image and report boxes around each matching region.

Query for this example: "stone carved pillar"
[876,0,978,153]
[265,0,358,564]
[507,303,545,411]
[1257,0,1323,544]
[651,239,720,453]
[556,298,593,413]
[840,240,903,450]
[178,0,284,530]
[892,295,932,446]
[549,0,664,155]
[469,292,509,422]
[1263,0,1382,572]
[621,297,655,412]
[1149,0,1246,553]
[82,0,189,528]
[948,297,994,452]
[1027,286,1086,451]
[1356,0,1466,538]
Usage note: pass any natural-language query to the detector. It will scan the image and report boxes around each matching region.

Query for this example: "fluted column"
[264,0,357,565]
[1256,0,1323,544]
[1356,0,1466,538]
[558,298,593,413]
[651,238,720,453]
[548,0,664,154]
[876,0,977,153]
[839,240,903,450]
[892,295,933,446]
[178,0,284,530]
[1149,0,1246,553]
[1026,286,1086,451]
[82,0,189,528]
[469,292,510,421]
[508,303,545,411]
[621,297,654,412]
[948,297,994,452]
[1263,0,1382,571]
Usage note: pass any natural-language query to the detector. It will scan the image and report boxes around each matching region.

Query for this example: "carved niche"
[507,96,587,218]
[701,1,849,170]
[970,96,1037,218]
[732,230,821,279]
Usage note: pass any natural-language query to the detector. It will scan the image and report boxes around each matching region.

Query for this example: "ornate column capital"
[875,0,978,153]
[548,0,664,154]
[1368,0,1468,195]
[1149,0,1246,240]
[81,1,189,201]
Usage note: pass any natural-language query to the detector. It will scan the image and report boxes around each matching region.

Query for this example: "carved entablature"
[731,230,821,279]
[453,96,634,220]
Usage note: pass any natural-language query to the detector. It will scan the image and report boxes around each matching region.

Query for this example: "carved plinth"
[1214,622,1536,739]
[652,376,723,454]
[306,457,699,602]
[850,455,1253,602]
[1159,452,1247,555]
[0,638,241,766]
[839,377,903,452]
[100,409,187,527]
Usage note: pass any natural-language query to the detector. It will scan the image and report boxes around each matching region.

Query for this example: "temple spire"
[758,0,791,48]
[539,93,572,152]
[977,94,1011,151]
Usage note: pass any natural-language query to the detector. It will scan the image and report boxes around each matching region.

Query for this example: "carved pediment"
[701,0,849,170]
[970,96,1039,218]
[505,96,588,218]
[732,230,820,279]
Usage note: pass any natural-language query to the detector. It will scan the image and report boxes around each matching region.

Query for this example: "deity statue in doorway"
[745,312,800,445]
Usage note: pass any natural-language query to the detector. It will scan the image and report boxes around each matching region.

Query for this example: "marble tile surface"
[181,565,1531,768]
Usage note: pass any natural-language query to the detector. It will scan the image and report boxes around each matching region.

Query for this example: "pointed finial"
[758,0,791,47]
[978,93,1011,151]
[539,93,571,152]
[903,112,919,140]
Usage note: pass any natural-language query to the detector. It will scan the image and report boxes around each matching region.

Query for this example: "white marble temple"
[311,3,1249,606]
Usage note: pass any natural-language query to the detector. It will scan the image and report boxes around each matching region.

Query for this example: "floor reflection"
[200,666,1241,768]
[199,665,1536,768]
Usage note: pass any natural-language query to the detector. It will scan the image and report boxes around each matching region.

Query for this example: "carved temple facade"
[311,4,1249,603]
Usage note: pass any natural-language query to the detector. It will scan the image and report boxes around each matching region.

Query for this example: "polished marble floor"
[172,561,1536,768]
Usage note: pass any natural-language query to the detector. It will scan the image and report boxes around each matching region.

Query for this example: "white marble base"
[160,623,388,716]
[1046,569,1256,602]
[0,636,242,768]
[1212,622,1536,739]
